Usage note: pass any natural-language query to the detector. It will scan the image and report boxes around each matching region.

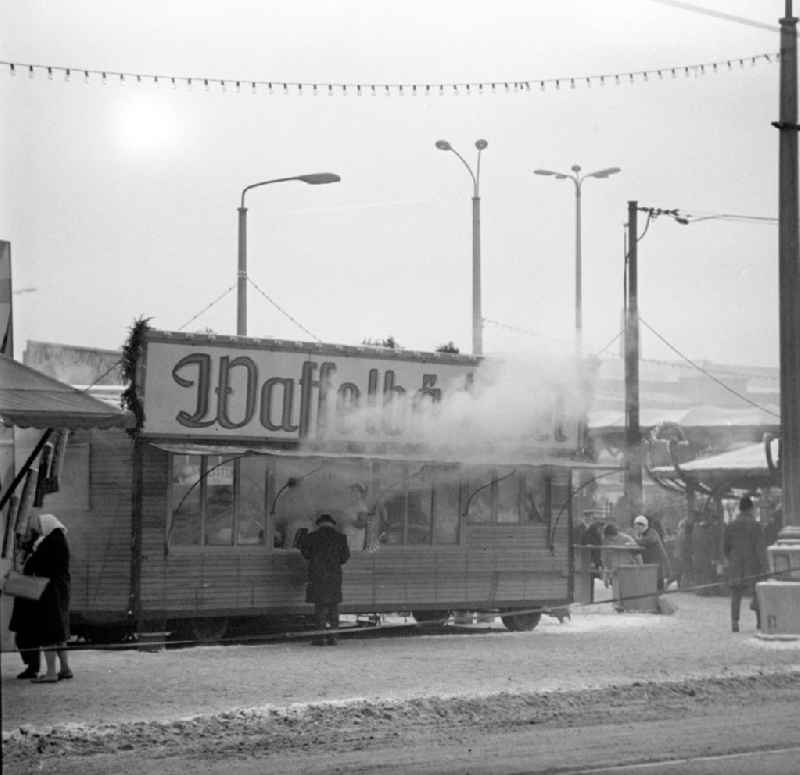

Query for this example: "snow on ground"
[2,592,798,739]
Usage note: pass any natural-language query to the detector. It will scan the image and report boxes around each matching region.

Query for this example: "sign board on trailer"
[138,330,580,453]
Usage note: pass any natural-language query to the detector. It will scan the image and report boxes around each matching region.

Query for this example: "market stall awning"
[649,438,780,491]
[588,404,780,431]
[651,440,777,476]
[0,355,134,430]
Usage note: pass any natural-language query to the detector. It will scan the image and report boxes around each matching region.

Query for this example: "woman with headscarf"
[25,513,72,682]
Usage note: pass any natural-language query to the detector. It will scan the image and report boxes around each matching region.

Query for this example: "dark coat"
[9,529,71,645]
[636,528,671,576]
[724,515,767,588]
[8,553,41,650]
[299,524,350,604]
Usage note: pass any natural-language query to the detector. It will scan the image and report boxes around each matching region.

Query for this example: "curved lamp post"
[436,138,488,356]
[533,164,620,355]
[237,172,340,336]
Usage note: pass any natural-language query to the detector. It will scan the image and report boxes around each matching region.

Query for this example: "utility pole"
[624,201,642,522]
[756,0,800,638]
[776,0,800,540]
[575,181,583,356]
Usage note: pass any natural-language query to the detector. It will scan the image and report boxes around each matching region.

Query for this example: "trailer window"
[432,478,460,544]
[270,458,372,552]
[168,454,268,547]
[169,455,203,545]
[406,489,432,544]
[237,456,267,545]
[205,457,235,545]
[521,471,549,524]
[496,473,521,523]
[463,469,495,523]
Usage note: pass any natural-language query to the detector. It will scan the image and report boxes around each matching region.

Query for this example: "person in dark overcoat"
[633,515,672,592]
[723,495,768,632]
[8,531,42,678]
[298,513,350,645]
[24,513,72,681]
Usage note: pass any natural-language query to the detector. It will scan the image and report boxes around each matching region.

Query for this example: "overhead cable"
[247,276,322,342]
[638,317,780,417]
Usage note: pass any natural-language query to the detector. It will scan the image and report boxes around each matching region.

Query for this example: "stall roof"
[651,440,777,476]
[649,438,780,491]
[0,355,134,430]
[589,404,781,431]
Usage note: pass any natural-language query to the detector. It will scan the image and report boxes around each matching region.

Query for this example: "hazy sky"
[0,1,785,366]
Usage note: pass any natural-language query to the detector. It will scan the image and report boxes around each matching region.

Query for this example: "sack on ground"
[657,595,678,615]
[1,570,49,600]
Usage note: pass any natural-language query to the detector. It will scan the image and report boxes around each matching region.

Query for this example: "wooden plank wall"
[65,429,133,620]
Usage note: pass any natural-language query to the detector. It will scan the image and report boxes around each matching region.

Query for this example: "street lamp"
[237,172,341,336]
[533,164,621,355]
[436,138,488,356]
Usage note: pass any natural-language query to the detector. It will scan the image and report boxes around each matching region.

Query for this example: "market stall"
[0,354,133,649]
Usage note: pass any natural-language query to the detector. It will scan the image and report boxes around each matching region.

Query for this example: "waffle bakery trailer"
[35,330,604,641]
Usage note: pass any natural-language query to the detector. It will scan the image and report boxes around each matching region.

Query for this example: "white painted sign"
[139,332,579,452]
[141,335,474,440]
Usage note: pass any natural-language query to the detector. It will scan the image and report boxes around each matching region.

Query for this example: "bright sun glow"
[113,97,179,155]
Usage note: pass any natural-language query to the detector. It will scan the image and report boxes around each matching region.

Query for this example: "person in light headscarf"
[25,513,72,682]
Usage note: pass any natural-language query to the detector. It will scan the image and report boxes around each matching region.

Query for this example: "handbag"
[1,570,49,600]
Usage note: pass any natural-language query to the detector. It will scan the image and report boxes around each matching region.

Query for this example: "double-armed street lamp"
[533,164,621,356]
[237,172,340,336]
[435,138,488,356]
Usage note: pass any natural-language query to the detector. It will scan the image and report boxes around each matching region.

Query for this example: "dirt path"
[5,671,799,774]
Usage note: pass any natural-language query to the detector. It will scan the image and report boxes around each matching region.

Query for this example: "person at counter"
[297,513,351,646]
[633,515,671,593]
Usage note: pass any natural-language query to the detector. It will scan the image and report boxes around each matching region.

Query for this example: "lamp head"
[533,169,558,176]
[588,166,621,179]
[297,172,341,185]
[435,139,452,151]
[475,139,488,150]
[571,164,581,173]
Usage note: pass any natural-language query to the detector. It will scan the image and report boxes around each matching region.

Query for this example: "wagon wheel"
[501,612,542,632]
[190,617,229,644]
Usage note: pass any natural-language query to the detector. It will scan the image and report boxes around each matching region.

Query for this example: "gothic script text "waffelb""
[171,354,451,436]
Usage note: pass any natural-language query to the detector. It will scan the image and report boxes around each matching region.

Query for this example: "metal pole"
[472,195,483,356]
[777,0,800,538]
[575,180,583,356]
[237,206,248,337]
[129,435,144,637]
[624,201,642,522]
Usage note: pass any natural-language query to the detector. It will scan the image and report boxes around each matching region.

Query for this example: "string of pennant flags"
[0,51,779,96]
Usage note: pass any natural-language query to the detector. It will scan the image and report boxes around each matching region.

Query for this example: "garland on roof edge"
[121,316,151,437]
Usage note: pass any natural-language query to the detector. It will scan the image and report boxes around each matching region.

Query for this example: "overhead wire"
[482,317,574,348]
[247,276,322,342]
[645,0,784,34]
[638,317,780,418]
[595,330,624,357]
[177,283,236,331]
